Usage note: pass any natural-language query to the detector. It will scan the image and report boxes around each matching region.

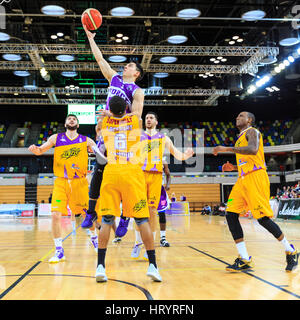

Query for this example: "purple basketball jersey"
[106,74,140,113]
[157,185,170,212]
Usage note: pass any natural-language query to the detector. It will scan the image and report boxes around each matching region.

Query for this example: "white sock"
[54,238,62,249]
[236,241,250,261]
[135,231,142,244]
[160,230,166,238]
[153,232,156,241]
[71,221,76,230]
[280,237,295,252]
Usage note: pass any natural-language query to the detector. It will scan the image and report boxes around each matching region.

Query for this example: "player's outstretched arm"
[165,136,194,161]
[83,24,117,83]
[28,134,57,156]
[130,89,144,119]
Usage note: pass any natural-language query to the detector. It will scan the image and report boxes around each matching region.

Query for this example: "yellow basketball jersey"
[53,133,88,179]
[235,127,266,177]
[140,131,166,173]
[101,114,141,165]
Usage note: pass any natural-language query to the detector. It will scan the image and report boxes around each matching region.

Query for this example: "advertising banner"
[277,199,300,220]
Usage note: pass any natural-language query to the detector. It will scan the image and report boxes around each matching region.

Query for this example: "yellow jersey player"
[28,114,97,263]
[213,111,299,272]
[95,96,162,282]
[131,111,194,260]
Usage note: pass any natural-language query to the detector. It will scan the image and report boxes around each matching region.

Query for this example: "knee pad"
[158,211,166,224]
[257,216,282,239]
[134,217,149,226]
[225,211,244,240]
[101,215,115,225]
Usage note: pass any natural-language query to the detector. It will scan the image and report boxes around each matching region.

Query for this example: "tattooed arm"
[212,128,259,156]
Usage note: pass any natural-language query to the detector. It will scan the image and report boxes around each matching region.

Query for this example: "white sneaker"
[49,248,65,264]
[112,237,122,244]
[95,264,108,282]
[131,242,143,259]
[146,263,162,282]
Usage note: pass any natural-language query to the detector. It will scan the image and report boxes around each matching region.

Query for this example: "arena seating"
[172,119,293,147]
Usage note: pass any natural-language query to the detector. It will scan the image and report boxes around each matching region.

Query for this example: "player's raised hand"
[28,144,41,155]
[184,147,195,160]
[212,145,229,156]
[83,23,96,40]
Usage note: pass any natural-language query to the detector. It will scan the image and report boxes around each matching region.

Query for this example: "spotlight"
[229,40,235,45]
[288,56,295,63]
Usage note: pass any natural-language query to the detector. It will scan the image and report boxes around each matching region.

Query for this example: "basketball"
[81,8,102,30]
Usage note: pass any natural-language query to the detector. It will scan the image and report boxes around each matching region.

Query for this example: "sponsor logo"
[133,199,147,213]
[61,147,81,160]
[144,140,161,153]
[279,203,300,216]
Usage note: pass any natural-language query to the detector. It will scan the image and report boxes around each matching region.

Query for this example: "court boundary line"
[0,225,154,300]
[189,246,300,300]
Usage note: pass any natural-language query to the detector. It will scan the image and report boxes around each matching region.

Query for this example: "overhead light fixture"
[115,38,122,43]
[122,36,129,41]
[266,87,274,92]
[237,38,244,42]
[210,58,216,62]
[51,35,57,40]
[110,7,134,17]
[0,32,10,41]
[14,70,30,77]
[247,85,256,94]
[24,74,37,90]
[108,55,127,62]
[57,32,64,37]
[255,75,270,87]
[229,40,235,45]
[56,54,75,62]
[116,33,123,38]
[213,60,220,64]
[61,71,78,77]
[153,72,169,78]
[2,53,22,61]
[279,27,300,46]
[241,9,266,21]
[232,36,239,40]
[217,56,223,60]
[260,55,277,65]
[271,86,280,91]
[221,58,227,62]
[288,55,295,63]
[167,35,188,44]
[176,8,201,20]
[159,56,177,63]
[283,59,290,67]
[41,5,66,16]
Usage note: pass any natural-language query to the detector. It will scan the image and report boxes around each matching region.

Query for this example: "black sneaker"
[285,244,299,272]
[160,237,170,247]
[226,256,252,272]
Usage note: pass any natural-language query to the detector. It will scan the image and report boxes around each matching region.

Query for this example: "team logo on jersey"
[133,199,147,213]
[144,140,161,153]
[61,147,81,160]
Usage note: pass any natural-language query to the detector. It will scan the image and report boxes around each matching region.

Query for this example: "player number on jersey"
[114,133,127,150]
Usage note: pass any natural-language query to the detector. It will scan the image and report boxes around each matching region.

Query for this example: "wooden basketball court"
[0,214,300,300]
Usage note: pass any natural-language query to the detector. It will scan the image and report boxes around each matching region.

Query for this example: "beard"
[65,124,78,131]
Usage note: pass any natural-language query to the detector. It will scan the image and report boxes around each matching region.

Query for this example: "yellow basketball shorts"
[97,164,149,220]
[144,171,163,208]
[226,169,274,219]
[51,177,89,216]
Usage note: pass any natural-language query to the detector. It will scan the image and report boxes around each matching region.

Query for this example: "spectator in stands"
[201,205,211,215]
[171,192,176,202]
[180,194,186,201]
[48,193,52,204]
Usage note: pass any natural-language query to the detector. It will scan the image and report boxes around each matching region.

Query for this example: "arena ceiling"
[0,0,299,120]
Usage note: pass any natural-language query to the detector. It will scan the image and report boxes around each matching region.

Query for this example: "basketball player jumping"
[81,23,145,229]
[28,114,98,263]
[212,111,299,272]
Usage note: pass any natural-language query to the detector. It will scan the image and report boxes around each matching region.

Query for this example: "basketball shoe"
[115,217,130,238]
[131,242,143,259]
[90,235,98,252]
[112,237,122,244]
[49,247,65,263]
[81,209,97,229]
[226,256,252,272]
[160,237,170,247]
[146,264,162,282]
[285,245,299,272]
[95,264,107,282]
